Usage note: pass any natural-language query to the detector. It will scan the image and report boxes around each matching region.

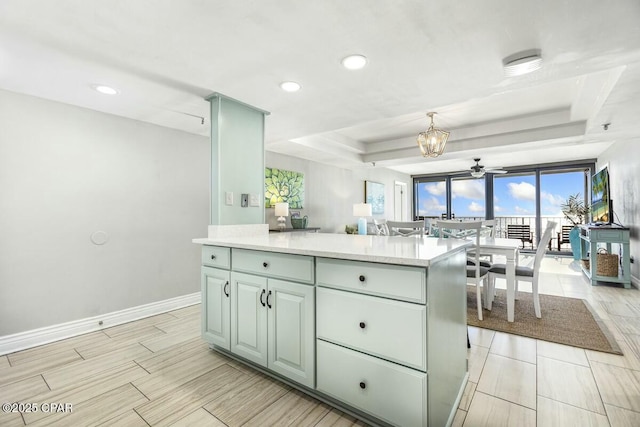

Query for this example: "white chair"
[373,218,389,236]
[488,221,557,318]
[482,219,496,237]
[387,220,426,237]
[437,220,488,320]
[468,219,496,264]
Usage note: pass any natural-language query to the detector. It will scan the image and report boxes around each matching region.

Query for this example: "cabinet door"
[201,267,230,350]
[267,279,315,388]
[230,272,268,367]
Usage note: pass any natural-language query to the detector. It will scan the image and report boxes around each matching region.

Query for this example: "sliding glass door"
[413,162,593,252]
[540,169,589,253]
[415,178,447,220]
[493,172,536,244]
[451,177,485,220]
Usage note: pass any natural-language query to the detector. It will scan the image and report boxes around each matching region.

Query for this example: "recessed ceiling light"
[341,54,368,70]
[280,81,301,92]
[92,84,119,95]
[503,49,542,77]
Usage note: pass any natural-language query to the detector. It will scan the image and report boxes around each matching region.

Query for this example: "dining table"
[424,224,523,322]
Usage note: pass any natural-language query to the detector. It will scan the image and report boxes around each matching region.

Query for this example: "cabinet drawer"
[232,249,314,284]
[317,340,426,427]
[594,229,624,241]
[316,258,426,303]
[317,287,426,370]
[202,246,230,269]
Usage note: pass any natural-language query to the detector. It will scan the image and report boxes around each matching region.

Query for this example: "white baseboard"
[0,292,201,356]
[632,274,639,289]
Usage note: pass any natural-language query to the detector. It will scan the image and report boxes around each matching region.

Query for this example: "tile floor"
[0,256,638,426]
[457,256,640,427]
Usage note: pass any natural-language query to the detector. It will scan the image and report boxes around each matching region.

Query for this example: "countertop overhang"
[193,233,471,267]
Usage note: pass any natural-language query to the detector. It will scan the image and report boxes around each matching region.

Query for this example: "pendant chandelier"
[417,112,449,158]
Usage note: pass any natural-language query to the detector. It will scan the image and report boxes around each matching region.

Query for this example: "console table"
[579,225,631,288]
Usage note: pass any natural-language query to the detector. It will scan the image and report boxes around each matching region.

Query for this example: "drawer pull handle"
[359,322,366,329]
[263,262,269,268]
[359,381,366,389]
[260,289,266,307]
[210,254,216,260]
[358,275,366,282]
[266,290,272,309]
[224,281,230,297]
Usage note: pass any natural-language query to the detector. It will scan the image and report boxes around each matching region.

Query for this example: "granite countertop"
[193,232,471,267]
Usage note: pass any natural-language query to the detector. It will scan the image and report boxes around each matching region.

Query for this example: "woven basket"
[596,248,619,277]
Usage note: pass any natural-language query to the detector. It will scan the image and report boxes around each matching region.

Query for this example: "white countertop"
[193,233,471,267]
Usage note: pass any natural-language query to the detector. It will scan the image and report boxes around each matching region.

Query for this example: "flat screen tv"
[591,166,611,224]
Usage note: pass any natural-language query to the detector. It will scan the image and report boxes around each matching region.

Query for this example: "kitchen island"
[194,229,470,427]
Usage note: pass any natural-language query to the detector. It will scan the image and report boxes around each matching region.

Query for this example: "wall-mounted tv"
[591,166,611,224]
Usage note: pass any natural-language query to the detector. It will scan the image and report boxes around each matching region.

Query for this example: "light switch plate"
[225,192,233,206]
[249,193,260,207]
[241,193,249,207]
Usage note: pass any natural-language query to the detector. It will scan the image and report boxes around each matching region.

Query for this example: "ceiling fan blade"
[449,170,470,176]
[487,169,507,174]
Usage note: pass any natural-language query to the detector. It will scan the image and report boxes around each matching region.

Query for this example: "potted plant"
[561,193,590,260]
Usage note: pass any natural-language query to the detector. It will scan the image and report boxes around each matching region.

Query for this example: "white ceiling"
[2,0,640,176]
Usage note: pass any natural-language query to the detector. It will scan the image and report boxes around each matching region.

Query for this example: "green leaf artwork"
[265,168,305,208]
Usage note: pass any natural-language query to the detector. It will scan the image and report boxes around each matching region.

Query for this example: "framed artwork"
[365,180,385,214]
[265,167,304,208]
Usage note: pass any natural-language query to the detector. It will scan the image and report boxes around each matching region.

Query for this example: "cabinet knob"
[210,254,216,260]
[359,275,365,282]
[263,262,269,268]
[359,322,366,329]
[359,381,366,389]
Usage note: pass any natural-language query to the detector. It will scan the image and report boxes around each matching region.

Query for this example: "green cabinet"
[201,246,315,389]
[201,266,230,350]
[230,271,315,388]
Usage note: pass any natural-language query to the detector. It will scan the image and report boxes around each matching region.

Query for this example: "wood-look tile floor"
[0,257,639,426]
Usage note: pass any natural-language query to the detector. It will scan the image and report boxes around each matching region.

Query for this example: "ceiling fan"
[457,158,507,178]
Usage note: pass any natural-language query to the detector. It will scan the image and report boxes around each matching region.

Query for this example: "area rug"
[467,286,623,355]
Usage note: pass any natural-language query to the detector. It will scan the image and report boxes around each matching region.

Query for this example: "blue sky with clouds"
[417,171,585,218]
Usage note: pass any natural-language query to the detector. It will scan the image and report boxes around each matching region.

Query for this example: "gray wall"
[0,89,210,336]
[265,151,413,232]
[597,140,640,284]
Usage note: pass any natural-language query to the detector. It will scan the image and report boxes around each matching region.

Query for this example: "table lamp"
[275,202,289,231]
[353,203,372,235]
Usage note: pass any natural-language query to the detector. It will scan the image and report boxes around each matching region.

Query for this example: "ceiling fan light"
[503,49,542,77]
[470,170,485,178]
[417,112,449,158]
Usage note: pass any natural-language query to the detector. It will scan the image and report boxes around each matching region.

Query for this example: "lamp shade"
[274,202,289,217]
[353,203,372,217]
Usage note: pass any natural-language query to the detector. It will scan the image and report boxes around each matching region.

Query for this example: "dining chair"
[468,219,496,265]
[373,218,389,236]
[437,220,487,320]
[487,221,557,318]
[386,220,426,236]
[482,219,497,237]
